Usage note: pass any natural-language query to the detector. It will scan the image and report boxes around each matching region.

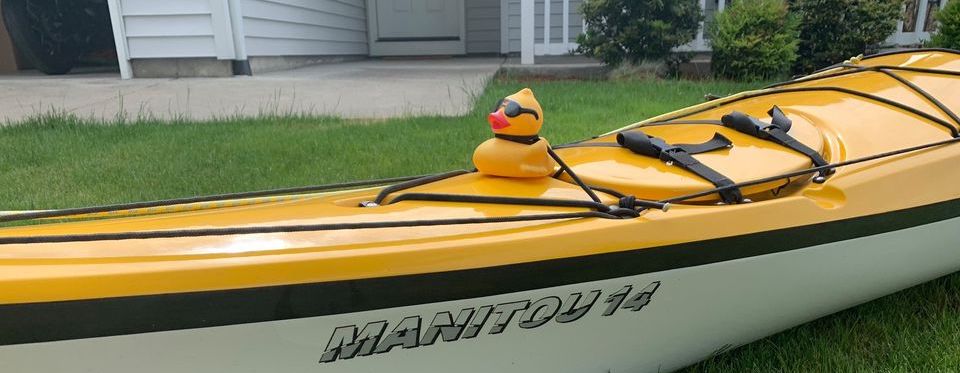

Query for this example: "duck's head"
[487,88,544,137]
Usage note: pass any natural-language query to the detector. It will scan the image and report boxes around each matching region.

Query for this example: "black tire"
[1,0,80,75]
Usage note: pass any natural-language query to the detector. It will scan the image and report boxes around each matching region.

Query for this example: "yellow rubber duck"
[473,88,557,177]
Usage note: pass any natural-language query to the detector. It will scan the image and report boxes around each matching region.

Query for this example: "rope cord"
[659,136,960,204]
[1,50,957,239]
[376,146,670,212]
[0,211,623,245]
[803,48,960,76]
[384,192,669,214]
[4,135,951,244]
[546,147,603,203]
[371,170,470,205]
[551,60,960,204]
[557,49,960,147]
[587,63,960,140]
[875,68,960,130]
[768,64,960,90]
[639,86,959,137]
[551,142,622,149]
[0,174,433,224]
[558,77,960,147]
[763,63,960,137]
[386,193,610,211]
[647,119,725,126]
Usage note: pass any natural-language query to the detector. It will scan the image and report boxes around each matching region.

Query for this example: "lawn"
[0,78,758,210]
[2,76,959,371]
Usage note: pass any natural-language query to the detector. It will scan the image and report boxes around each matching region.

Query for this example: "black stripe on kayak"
[1,197,959,346]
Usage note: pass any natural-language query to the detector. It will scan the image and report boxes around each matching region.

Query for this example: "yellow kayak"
[1,49,960,373]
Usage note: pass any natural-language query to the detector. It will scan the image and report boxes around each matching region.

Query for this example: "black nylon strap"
[616,130,743,203]
[721,106,833,181]
[674,133,734,154]
[555,132,732,153]
[664,151,743,204]
[765,128,828,167]
[494,134,542,145]
[614,131,733,156]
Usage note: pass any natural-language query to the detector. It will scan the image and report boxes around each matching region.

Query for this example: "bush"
[930,0,960,49]
[577,0,702,66]
[790,0,903,74]
[709,0,799,80]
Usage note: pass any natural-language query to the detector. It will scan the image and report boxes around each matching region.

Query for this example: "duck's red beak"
[488,111,510,130]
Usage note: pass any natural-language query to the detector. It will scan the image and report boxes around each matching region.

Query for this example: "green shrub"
[790,0,903,74]
[577,0,702,66]
[709,0,799,80]
[930,0,960,49]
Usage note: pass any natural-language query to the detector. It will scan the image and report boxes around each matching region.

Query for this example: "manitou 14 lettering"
[319,281,661,363]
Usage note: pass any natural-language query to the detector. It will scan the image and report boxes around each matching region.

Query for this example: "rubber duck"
[473,88,557,177]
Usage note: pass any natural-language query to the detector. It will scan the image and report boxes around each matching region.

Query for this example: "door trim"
[366,0,466,56]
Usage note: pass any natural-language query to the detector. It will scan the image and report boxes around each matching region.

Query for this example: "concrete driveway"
[0,57,503,122]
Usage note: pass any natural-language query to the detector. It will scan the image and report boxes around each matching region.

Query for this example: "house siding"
[120,0,221,58]
[506,0,583,52]
[239,0,368,56]
[466,0,501,54]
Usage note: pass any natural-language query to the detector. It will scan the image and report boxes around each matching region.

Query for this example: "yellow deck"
[2,49,959,304]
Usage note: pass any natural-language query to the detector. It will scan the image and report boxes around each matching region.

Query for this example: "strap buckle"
[616,130,743,204]
[722,106,834,182]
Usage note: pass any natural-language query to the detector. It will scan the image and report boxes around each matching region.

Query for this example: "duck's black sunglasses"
[493,99,540,120]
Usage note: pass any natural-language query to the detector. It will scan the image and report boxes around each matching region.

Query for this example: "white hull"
[3,216,960,373]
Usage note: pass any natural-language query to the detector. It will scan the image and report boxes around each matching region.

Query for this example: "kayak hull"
[3,49,960,371]
[3,212,958,373]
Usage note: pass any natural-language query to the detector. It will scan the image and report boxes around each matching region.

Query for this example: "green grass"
[0,78,759,210]
[2,77,959,371]
[684,274,960,372]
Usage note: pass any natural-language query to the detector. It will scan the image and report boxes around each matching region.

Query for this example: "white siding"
[506,0,582,52]
[886,0,948,46]
[239,0,368,56]
[120,0,231,58]
[466,0,501,54]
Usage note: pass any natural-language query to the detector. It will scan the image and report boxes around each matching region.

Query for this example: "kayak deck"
[1,49,960,305]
